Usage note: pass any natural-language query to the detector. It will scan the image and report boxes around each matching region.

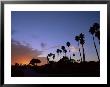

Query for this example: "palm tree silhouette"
[72,53,75,61]
[66,42,71,52]
[47,54,51,64]
[64,49,67,57]
[52,54,55,60]
[47,55,49,64]
[89,26,100,61]
[59,49,62,59]
[66,42,71,59]
[56,49,60,56]
[95,30,100,42]
[73,53,75,57]
[93,23,100,44]
[61,46,66,57]
[79,33,86,62]
[56,49,62,59]
[59,49,62,54]
[75,35,82,62]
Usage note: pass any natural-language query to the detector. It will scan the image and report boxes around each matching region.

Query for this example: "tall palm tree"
[56,48,62,60]
[59,49,62,54]
[66,42,71,59]
[66,42,71,52]
[59,49,62,59]
[93,23,100,44]
[75,35,82,62]
[64,49,67,57]
[73,53,75,60]
[95,30,100,42]
[61,46,66,57]
[79,33,86,62]
[93,23,100,30]
[89,27,100,61]
[56,49,60,56]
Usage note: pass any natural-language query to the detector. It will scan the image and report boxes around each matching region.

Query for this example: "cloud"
[11,39,47,65]
[69,45,79,53]
[44,44,61,50]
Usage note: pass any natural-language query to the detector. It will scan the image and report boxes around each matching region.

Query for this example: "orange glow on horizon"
[11,56,47,66]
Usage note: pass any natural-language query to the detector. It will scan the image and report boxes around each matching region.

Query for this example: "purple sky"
[11,11,100,65]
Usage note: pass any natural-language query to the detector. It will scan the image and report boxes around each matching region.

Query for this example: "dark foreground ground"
[11,61,100,77]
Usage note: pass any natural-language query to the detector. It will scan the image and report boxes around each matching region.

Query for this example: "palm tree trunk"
[65,53,66,57]
[82,44,85,62]
[69,48,71,60]
[78,42,82,62]
[92,36,100,61]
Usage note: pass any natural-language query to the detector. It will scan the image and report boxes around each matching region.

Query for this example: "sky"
[11,11,100,65]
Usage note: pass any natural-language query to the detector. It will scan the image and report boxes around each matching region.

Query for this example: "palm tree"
[93,23,100,30]
[66,42,71,59]
[52,54,55,60]
[59,49,62,54]
[95,30,100,42]
[93,23,100,44]
[48,53,53,59]
[61,46,66,57]
[50,53,53,56]
[79,33,86,62]
[89,26,100,61]
[56,49,60,56]
[58,49,62,59]
[72,53,75,61]
[47,55,49,64]
[73,53,75,57]
[75,35,82,62]
[66,42,71,52]
[56,49,62,60]
[64,49,67,57]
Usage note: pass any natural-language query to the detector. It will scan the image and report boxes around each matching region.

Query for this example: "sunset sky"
[11,11,100,65]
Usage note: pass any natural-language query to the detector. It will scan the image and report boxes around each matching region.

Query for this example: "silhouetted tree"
[89,26,100,61]
[15,63,19,67]
[64,49,67,56]
[73,53,75,57]
[93,23,100,44]
[75,35,82,62]
[29,58,41,66]
[56,49,60,56]
[49,53,53,57]
[58,56,70,64]
[59,49,62,54]
[52,54,55,60]
[79,33,86,62]
[47,55,49,64]
[66,42,71,52]
[95,30,100,42]
[59,49,62,59]
[61,46,66,57]
[71,53,75,61]
[66,41,71,59]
